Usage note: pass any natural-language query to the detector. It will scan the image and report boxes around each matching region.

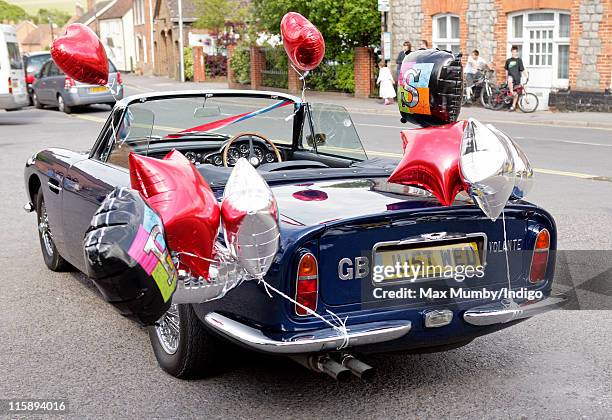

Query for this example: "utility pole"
[178,0,185,82]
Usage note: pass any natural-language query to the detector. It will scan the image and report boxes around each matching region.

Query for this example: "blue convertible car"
[24,90,565,380]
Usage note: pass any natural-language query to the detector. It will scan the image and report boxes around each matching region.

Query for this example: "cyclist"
[504,46,525,112]
[464,49,489,90]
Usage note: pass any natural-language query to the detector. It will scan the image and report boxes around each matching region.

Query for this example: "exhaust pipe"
[341,354,375,380]
[290,355,352,381]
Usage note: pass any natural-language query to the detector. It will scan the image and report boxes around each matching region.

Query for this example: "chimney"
[75,3,84,17]
[87,0,96,12]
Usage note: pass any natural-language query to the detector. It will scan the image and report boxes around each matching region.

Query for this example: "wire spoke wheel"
[155,304,181,354]
[518,92,539,113]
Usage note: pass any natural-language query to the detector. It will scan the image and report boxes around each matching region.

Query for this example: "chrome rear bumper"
[204,313,412,354]
[463,294,567,326]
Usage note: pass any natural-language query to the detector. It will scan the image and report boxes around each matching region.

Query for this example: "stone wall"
[575,0,603,90]
[465,0,497,62]
[389,0,423,70]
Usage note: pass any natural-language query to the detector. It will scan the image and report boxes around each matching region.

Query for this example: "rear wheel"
[480,84,493,108]
[488,88,506,110]
[33,92,43,109]
[35,190,71,271]
[57,95,72,114]
[518,93,539,113]
[148,304,229,378]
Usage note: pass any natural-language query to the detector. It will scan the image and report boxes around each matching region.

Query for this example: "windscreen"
[124,95,297,144]
[26,54,50,74]
[303,103,367,161]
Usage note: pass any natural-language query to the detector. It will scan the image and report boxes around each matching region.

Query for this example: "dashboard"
[184,139,280,167]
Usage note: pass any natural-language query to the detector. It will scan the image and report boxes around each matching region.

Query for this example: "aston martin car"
[23,90,565,380]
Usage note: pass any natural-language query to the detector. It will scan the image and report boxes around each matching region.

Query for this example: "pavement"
[123,73,612,129]
[0,77,610,419]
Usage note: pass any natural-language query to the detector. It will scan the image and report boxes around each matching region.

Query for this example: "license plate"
[373,239,483,284]
[89,86,108,93]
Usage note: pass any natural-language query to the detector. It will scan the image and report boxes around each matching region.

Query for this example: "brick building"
[152,0,197,79]
[389,0,612,109]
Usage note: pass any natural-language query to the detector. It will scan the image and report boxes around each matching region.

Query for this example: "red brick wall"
[192,47,206,82]
[288,67,301,94]
[596,0,612,90]
[250,46,265,90]
[226,44,242,89]
[421,1,469,54]
[354,47,374,98]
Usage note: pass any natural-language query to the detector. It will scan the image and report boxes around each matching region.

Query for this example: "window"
[134,0,145,25]
[507,10,570,83]
[433,14,460,55]
[7,43,23,69]
[557,45,569,78]
[528,29,553,66]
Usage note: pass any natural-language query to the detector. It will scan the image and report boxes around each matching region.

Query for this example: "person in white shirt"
[377,62,396,105]
[464,49,489,87]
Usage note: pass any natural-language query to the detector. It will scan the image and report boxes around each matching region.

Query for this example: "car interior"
[98,93,398,187]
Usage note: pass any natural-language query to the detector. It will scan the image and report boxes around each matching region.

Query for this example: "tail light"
[529,228,550,283]
[26,74,34,84]
[116,71,122,84]
[8,77,12,94]
[295,253,318,316]
[64,77,75,89]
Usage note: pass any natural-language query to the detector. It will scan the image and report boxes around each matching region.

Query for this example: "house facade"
[389,0,612,109]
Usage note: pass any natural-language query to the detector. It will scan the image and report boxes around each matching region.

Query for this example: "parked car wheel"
[35,189,71,271]
[33,92,43,109]
[148,304,229,378]
[57,95,72,114]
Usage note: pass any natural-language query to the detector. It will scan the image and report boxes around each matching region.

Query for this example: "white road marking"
[514,136,612,147]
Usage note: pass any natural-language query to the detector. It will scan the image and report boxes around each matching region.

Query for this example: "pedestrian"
[504,45,525,112]
[377,62,396,105]
[420,39,428,49]
[464,49,489,89]
[395,41,412,81]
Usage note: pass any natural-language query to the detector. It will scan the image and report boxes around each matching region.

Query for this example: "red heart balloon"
[129,150,220,280]
[51,23,109,85]
[388,121,468,206]
[280,12,325,71]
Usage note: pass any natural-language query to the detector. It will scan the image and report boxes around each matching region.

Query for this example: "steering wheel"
[222,132,282,167]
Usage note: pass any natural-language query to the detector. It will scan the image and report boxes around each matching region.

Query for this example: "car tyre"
[148,304,229,379]
[35,189,71,271]
[33,92,43,109]
[57,95,72,114]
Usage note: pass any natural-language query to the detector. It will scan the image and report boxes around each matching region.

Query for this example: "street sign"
[383,32,391,61]
[378,0,390,12]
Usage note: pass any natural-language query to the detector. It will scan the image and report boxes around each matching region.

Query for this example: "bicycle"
[462,69,496,108]
[487,73,539,113]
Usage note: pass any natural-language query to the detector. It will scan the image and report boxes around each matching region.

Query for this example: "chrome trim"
[371,232,488,286]
[204,312,411,355]
[463,294,567,326]
[47,181,62,193]
[23,202,34,213]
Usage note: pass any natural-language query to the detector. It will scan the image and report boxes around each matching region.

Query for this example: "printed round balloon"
[398,49,463,127]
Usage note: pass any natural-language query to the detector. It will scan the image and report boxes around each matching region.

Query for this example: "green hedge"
[230,48,251,84]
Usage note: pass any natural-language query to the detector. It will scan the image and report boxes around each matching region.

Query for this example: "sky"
[9,0,80,14]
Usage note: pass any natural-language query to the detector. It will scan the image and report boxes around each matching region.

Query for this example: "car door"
[35,61,52,103]
[60,120,132,270]
[46,61,64,105]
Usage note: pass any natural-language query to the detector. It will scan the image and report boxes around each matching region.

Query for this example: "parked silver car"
[32,59,123,113]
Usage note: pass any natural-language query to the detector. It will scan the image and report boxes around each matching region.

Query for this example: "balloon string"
[290,64,309,102]
[256,277,350,350]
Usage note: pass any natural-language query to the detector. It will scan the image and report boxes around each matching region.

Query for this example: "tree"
[252,0,380,55]
[32,8,72,27]
[193,0,250,34]
[0,0,28,23]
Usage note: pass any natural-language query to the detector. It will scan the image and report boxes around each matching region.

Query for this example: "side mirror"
[306,133,327,147]
[194,106,221,118]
